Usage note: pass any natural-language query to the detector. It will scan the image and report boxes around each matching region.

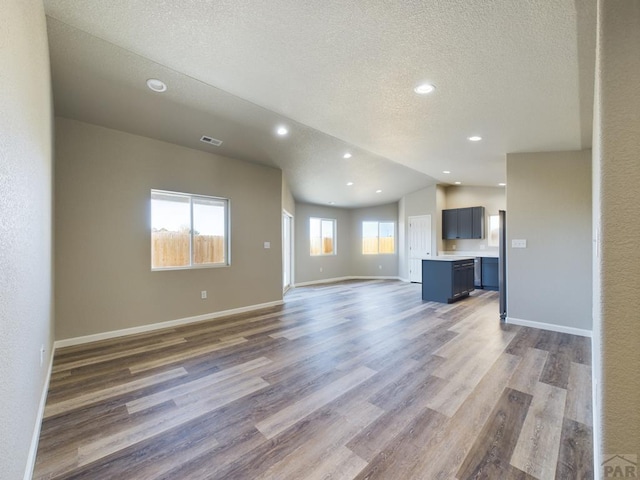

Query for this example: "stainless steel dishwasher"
[474,257,482,288]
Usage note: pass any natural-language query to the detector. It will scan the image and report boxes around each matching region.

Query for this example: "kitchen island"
[422,257,475,303]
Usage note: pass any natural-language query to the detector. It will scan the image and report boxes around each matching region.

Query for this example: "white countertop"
[439,250,499,258]
[423,256,476,262]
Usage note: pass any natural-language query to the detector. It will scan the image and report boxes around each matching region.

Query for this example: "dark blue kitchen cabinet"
[481,256,499,291]
[422,258,475,303]
[442,206,485,239]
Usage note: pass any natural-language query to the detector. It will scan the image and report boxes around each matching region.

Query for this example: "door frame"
[282,209,294,293]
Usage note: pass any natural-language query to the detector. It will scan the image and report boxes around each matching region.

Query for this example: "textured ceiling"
[43,0,596,207]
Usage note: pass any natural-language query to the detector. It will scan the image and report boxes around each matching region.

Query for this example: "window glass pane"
[362,221,378,238]
[310,217,336,256]
[379,222,394,238]
[193,197,226,265]
[379,222,395,253]
[362,221,379,254]
[488,215,499,247]
[310,218,321,255]
[151,190,229,270]
[362,221,395,254]
[321,220,334,254]
[151,192,190,268]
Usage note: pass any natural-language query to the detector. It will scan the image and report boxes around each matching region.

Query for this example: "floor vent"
[200,135,223,146]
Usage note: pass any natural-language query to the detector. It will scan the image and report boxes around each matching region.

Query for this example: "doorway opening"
[283,211,293,292]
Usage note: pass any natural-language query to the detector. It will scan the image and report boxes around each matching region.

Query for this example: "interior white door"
[282,211,293,291]
[408,215,432,283]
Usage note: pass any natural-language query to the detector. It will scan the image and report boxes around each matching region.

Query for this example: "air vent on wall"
[200,135,223,146]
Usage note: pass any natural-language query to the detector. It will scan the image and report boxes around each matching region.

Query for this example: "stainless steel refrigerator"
[499,210,507,321]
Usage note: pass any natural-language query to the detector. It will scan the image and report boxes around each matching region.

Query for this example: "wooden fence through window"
[362,237,395,254]
[152,232,225,267]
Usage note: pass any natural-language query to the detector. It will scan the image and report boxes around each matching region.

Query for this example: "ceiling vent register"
[200,135,223,146]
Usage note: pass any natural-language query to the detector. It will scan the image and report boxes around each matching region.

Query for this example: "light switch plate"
[512,239,527,248]
[264,242,271,249]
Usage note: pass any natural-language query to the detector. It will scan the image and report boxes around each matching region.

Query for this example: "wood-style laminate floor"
[34,280,593,479]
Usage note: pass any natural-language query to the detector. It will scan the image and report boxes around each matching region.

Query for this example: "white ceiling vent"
[200,135,223,146]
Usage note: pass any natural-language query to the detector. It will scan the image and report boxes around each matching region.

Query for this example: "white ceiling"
[43,0,596,208]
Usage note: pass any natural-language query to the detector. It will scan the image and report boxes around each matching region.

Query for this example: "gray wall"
[55,118,283,340]
[398,185,444,280]
[399,187,431,281]
[282,174,295,216]
[294,202,399,283]
[442,185,506,254]
[294,203,352,284]
[506,150,592,331]
[350,203,399,277]
[593,0,640,461]
[0,1,54,478]
[436,185,446,254]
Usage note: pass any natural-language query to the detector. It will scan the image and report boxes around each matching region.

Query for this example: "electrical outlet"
[320,267,323,273]
[201,290,207,299]
[512,239,527,248]
[40,345,45,367]
[378,265,383,270]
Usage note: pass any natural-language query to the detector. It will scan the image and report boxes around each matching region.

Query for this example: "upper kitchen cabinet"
[471,206,484,238]
[442,209,458,240]
[442,206,485,239]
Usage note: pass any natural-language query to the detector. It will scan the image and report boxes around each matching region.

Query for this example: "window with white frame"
[362,221,395,254]
[151,190,229,269]
[310,217,336,256]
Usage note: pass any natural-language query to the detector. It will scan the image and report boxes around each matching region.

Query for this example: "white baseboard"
[506,316,592,337]
[54,300,284,349]
[293,276,402,288]
[293,276,353,287]
[24,349,54,480]
[349,275,402,281]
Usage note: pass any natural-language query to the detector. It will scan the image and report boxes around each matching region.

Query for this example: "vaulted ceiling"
[44,0,596,207]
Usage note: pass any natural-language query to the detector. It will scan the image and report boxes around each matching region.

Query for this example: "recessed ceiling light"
[499,183,507,187]
[146,78,167,93]
[455,181,462,185]
[468,136,482,142]
[414,83,436,95]
[343,153,352,159]
[276,126,289,136]
[347,182,354,186]
[376,189,382,193]
[443,170,451,174]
